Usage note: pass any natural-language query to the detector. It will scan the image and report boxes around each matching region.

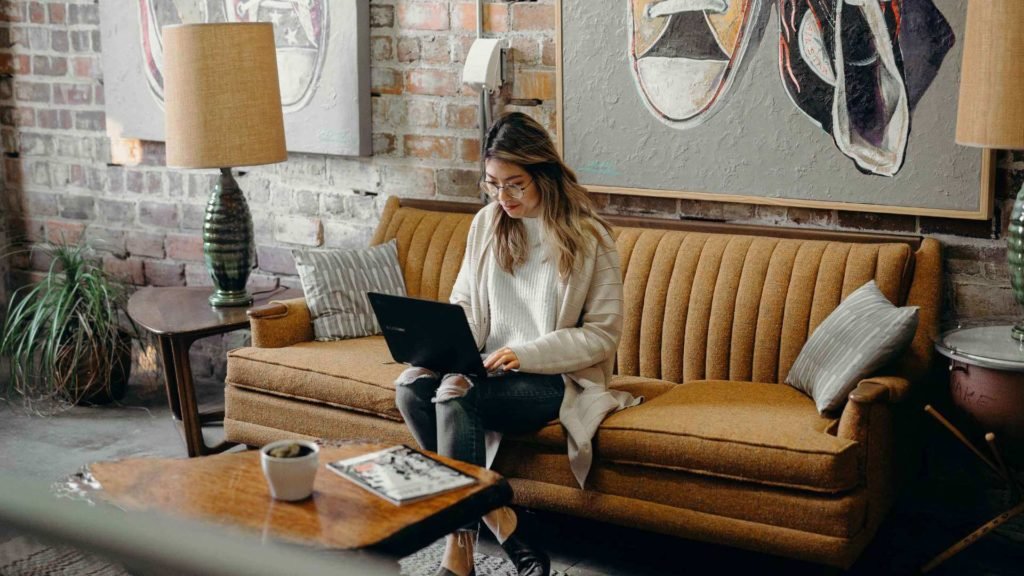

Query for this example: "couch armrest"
[836,376,909,441]
[836,376,905,533]
[247,297,314,348]
[849,376,911,405]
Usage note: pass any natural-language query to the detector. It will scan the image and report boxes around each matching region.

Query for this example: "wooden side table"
[128,285,302,457]
[923,324,1024,572]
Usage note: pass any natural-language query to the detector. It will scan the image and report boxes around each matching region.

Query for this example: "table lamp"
[955,1,1024,340]
[163,23,287,307]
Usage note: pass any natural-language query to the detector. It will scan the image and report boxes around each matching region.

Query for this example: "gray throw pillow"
[786,280,918,414]
[292,240,406,341]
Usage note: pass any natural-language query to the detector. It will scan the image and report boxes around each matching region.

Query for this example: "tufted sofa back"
[371,200,475,301]
[372,197,941,386]
[616,229,925,384]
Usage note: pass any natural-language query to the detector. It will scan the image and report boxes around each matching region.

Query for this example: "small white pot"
[259,440,320,501]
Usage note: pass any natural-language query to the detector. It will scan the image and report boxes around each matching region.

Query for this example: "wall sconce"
[462,1,507,181]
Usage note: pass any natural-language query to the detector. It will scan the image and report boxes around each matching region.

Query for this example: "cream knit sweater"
[484,216,559,355]
[450,203,640,488]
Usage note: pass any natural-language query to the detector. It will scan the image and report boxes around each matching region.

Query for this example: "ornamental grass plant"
[0,239,138,410]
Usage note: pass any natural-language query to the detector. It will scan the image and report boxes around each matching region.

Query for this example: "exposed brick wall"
[0,136,6,322]
[0,0,1019,385]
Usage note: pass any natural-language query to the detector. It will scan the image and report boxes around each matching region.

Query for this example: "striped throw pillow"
[292,240,406,341]
[786,280,918,414]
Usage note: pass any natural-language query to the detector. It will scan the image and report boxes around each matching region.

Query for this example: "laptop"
[367,292,490,379]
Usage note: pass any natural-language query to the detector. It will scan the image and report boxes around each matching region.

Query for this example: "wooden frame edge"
[555,0,564,157]
[554,0,995,222]
[396,197,924,248]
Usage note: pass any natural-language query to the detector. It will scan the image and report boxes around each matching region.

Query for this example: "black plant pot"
[58,331,133,405]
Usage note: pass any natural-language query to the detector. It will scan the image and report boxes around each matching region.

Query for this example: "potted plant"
[0,239,137,408]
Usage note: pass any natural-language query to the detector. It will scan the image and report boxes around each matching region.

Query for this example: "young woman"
[394,112,640,576]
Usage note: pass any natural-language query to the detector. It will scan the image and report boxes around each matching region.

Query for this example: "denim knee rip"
[433,374,473,403]
[394,366,439,386]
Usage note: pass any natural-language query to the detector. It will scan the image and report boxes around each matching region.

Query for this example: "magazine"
[326,445,478,505]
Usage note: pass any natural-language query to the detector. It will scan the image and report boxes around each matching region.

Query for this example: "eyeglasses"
[480,179,533,200]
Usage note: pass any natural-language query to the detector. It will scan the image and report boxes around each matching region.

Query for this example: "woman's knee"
[434,373,474,403]
[394,367,438,412]
[395,366,438,387]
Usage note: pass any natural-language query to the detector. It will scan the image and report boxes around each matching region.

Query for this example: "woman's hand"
[483,347,520,373]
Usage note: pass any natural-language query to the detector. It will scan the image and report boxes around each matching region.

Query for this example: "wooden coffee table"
[84,442,512,556]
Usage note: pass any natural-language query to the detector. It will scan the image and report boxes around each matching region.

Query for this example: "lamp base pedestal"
[204,168,254,308]
[1012,322,1024,343]
[208,289,253,308]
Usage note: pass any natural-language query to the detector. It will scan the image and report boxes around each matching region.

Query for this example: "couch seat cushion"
[596,381,859,493]
[492,444,867,538]
[517,375,677,448]
[226,336,405,421]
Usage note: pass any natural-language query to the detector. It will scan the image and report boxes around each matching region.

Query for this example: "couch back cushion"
[371,201,476,301]
[372,199,921,386]
[615,229,914,385]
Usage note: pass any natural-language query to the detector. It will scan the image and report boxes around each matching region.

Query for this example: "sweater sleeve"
[511,232,623,375]
[450,207,489,350]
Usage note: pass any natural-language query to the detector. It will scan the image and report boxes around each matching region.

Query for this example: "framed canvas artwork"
[99,0,370,157]
[557,0,994,219]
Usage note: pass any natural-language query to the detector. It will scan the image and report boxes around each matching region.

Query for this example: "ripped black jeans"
[394,369,564,469]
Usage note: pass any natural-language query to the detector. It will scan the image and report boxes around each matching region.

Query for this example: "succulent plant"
[267,443,304,458]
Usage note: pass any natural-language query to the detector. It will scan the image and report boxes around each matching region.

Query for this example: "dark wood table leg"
[167,335,234,458]
[199,410,226,425]
[157,335,182,421]
[168,335,203,457]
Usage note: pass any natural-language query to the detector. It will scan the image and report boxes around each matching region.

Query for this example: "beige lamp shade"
[164,23,287,168]
[956,0,1024,149]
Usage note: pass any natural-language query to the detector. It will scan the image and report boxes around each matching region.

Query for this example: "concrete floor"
[2,377,1024,575]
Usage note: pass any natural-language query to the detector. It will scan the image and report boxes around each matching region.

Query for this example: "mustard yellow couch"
[224,196,941,569]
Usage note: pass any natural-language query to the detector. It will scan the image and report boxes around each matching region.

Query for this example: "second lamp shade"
[164,23,287,168]
[956,0,1024,149]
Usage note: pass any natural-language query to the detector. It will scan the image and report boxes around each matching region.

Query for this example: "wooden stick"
[924,405,1000,475]
[922,500,1024,573]
[985,433,1021,496]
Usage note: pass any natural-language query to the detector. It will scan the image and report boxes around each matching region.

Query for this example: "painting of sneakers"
[561,0,988,219]
[629,0,771,128]
[777,0,954,176]
[100,0,370,156]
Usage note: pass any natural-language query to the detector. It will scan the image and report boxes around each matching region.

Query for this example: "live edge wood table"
[127,286,302,457]
[83,442,513,557]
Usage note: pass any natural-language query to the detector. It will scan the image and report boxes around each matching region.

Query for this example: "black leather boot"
[500,530,550,576]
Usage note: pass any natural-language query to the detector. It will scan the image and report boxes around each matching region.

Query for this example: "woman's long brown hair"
[483,112,612,278]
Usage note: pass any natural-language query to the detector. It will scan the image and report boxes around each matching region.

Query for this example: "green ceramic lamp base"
[1009,183,1024,340]
[1012,322,1024,343]
[204,168,255,308]
[208,289,253,307]
[1010,183,1024,341]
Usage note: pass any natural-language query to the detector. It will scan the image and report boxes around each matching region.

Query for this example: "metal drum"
[937,325,1024,466]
